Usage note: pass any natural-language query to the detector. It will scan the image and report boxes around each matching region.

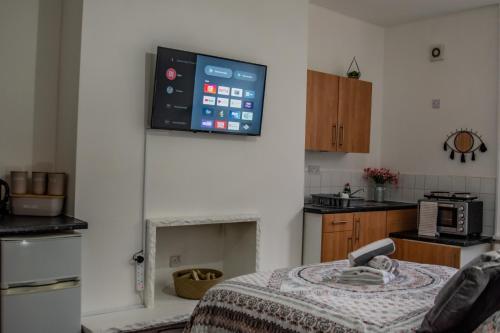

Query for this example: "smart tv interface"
[151,47,267,136]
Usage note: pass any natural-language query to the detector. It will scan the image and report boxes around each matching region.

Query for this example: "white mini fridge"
[0,233,81,333]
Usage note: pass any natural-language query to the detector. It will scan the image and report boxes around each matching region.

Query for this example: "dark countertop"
[390,230,492,247]
[0,215,88,236]
[304,201,417,214]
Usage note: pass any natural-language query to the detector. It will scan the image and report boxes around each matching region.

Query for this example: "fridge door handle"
[1,280,80,296]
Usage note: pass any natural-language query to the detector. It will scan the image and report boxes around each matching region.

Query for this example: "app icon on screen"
[242,123,251,131]
[166,68,177,81]
[218,86,230,96]
[231,88,243,97]
[203,96,216,105]
[217,97,229,107]
[230,99,242,109]
[242,112,253,121]
[229,111,241,120]
[217,110,226,119]
[214,120,227,129]
[201,119,213,128]
[203,108,214,116]
[203,83,217,94]
[244,90,255,99]
[228,122,240,131]
[166,86,174,94]
[243,101,254,109]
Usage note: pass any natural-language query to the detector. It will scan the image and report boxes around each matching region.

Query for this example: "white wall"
[306,4,385,171]
[75,0,308,314]
[0,0,61,178]
[382,6,498,177]
[55,0,83,215]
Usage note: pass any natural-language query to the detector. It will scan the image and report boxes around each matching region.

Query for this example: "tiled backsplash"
[304,168,497,236]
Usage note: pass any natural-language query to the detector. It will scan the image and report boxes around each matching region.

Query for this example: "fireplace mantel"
[145,214,261,308]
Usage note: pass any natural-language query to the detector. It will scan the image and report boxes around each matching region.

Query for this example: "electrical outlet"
[307,165,320,174]
[135,259,144,292]
[169,255,181,267]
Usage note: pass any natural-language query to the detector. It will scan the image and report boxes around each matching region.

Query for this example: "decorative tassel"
[480,143,487,152]
[443,143,448,151]
[461,153,466,163]
[472,151,476,161]
[450,150,455,160]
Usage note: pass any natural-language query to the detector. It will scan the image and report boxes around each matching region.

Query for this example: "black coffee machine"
[0,179,10,218]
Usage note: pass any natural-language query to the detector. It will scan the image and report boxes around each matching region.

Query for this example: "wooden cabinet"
[353,211,387,250]
[337,78,372,153]
[386,209,417,234]
[305,70,339,151]
[391,238,461,268]
[321,213,353,262]
[305,70,372,153]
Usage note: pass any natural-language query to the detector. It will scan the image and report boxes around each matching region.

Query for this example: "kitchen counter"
[390,230,492,247]
[0,215,88,236]
[304,201,417,214]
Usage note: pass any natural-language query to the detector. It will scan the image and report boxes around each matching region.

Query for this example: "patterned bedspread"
[184,260,457,333]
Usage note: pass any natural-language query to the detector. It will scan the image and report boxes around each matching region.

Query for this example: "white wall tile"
[304,171,311,188]
[310,174,320,188]
[483,210,496,228]
[415,175,425,190]
[402,189,415,203]
[452,176,466,192]
[424,175,438,191]
[338,171,352,187]
[466,177,481,194]
[479,194,496,211]
[320,171,332,188]
[351,171,365,187]
[310,186,321,195]
[414,189,425,201]
[438,175,453,191]
[480,177,496,194]
[400,174,415,189]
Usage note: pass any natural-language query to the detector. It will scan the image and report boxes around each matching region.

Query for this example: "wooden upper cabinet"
[338,77,372,153]
[305,70,339,151]
[353,211,387,250]
[305,70,372,153]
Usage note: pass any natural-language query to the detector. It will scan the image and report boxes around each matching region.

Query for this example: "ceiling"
[310,0,499,26]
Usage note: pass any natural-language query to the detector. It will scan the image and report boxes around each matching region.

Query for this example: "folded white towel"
[348,238,396,267]
[367,255,399,276]
[338,266,395,285]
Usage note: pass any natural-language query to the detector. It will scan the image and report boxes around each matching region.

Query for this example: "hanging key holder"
[443,129,487,163]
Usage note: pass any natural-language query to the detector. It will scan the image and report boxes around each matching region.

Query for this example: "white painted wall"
[306,4,385,171]
[0,0,61,178]
[382,6,498,177]
[55,0,83,215]
[75,0,308,314]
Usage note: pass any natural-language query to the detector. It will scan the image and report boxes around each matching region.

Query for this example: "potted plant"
[363,168,399,202]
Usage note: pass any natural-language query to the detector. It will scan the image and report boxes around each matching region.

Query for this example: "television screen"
[151,47,267,136]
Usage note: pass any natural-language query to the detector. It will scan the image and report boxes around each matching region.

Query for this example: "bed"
[184,260,457,333]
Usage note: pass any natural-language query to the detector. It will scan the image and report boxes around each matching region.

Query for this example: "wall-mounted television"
[151,47,267,136]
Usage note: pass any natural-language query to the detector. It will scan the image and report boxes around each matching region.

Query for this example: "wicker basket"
[172,268,223,300]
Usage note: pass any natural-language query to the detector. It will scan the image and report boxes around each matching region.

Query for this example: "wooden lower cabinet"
[353,211,387,250]
[303,208,418,265]
[321,231,353,262]
[391,238,461,268]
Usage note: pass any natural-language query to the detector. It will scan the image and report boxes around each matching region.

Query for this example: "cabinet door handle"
[333,220,349,224]
[347,237,353,253]
[332,125,337,146]
[355,219,360,241]
[339,125,344,146]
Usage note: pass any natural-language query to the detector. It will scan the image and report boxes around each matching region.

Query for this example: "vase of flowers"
[363,168,399,202]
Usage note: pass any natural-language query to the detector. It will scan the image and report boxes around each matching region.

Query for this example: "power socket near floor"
[133,251,145,292]
[169,255,181,267]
